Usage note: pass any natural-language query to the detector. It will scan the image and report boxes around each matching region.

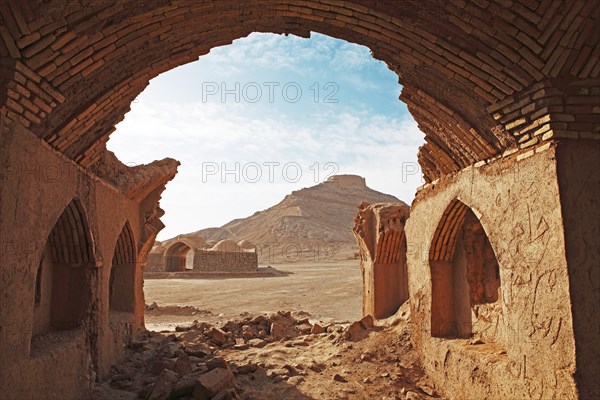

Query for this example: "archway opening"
[164,242,193,272]
[110,32,422,330]
[109,223,136,316]
[430,200,501,339]
[31,200,95,346]
[185,250,195,270]
[371,230,409,319]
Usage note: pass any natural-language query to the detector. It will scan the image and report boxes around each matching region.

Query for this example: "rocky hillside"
[161,175,405,262]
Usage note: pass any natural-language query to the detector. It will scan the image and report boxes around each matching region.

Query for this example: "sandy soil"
[93,261,442,400]
[93,305,439,400]
[144,261,363,331]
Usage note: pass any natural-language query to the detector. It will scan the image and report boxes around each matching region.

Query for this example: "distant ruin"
[0,1,598,399]
[146,238,258,274]
[353,203,410,320]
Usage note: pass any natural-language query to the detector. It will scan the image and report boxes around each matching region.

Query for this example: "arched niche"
[32,199,95,342]
[429,199,501,339]
[109,222,136,315]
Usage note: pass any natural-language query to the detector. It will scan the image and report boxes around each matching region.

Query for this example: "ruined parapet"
[193,239,258,272]
[89,151,180,263]
[193,250,258,273]
[145,237,259,273]
[89,150,180,202]
[353,202,410,319]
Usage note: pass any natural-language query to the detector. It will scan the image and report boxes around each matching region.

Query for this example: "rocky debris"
[405,391,423,400]
[92,311,420,400]
[175,351,193,376]
[145,303,213,317]
[360,315,375,328]
[193,367,235,400]
[236,364,258,375]
[208,328,227,346]
[147,369,178,400]
[342,315,378,342]
[311,323,326,334]
[247,339,266,348]
[171,371,206,398]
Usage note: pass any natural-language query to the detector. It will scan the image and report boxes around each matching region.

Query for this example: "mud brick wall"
[193,251,258,273]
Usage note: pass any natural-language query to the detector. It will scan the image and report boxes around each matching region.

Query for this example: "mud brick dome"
[0,1,598,399]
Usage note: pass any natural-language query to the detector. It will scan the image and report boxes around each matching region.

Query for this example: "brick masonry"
[193,251,258,273]
[0,2,598,399]
[0,0,598,181]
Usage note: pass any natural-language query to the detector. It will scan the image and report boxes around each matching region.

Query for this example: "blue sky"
[108,33,425,240]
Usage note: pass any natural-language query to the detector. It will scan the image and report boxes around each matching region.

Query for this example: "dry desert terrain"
[95,261,436,400]
[144,261,363,331]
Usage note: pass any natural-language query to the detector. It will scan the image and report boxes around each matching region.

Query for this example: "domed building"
[211,239,242,252]
[145,236,258,273]
[237,239,257,251]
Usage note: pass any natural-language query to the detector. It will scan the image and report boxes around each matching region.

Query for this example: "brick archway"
[31,198,96,349]
[163,241,194,272]
[429,199,502,339]
[109,221,136,314]
[1,2,599,399]
[2,1,597,182]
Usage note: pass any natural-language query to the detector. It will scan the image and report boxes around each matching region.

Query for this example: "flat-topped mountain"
[159,175,405,261]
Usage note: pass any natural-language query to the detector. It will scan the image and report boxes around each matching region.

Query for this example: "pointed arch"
[429,199,470,262]
[46,199,95,264]
[164,241,194,272]
[32,199,95,338]
[430,199,501,338]
[109,222,136,314]
[112,222,136,265]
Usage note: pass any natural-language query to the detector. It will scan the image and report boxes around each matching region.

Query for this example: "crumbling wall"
[193,251,258,273]
[405,142,582,399]
[0,123,177,399]
[145,253,165,272]
[353,203,410,319]
[0,1,597,399]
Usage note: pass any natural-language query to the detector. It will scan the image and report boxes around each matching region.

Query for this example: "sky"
[107,32,425,240]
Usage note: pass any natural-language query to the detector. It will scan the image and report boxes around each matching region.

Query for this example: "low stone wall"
[145,253,165,272]
[193,251,258,273]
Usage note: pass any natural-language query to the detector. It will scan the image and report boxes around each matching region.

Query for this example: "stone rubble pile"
[102,311,378,400]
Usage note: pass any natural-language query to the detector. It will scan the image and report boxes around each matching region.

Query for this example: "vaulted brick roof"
[1,0,598,181]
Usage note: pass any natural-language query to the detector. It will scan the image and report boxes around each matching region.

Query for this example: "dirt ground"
[144,261,363,331]
[94,305,436,400]
[93,261,440,400]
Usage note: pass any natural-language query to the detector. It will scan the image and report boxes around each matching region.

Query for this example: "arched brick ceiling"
[164,241,193,257]
[46,199,95,264]
[112,221,136,265]
[429,199,470,262]
[1,0,599,182]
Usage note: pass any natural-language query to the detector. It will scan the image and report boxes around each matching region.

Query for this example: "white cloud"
[109,99,424,239]
[108,33,425,240]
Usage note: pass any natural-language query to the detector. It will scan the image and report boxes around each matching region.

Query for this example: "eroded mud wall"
[406,143,580,399]
[0,125,146,399]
